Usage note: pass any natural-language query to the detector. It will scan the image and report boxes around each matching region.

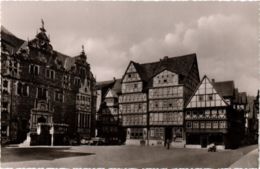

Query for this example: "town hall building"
[1,22,97,145]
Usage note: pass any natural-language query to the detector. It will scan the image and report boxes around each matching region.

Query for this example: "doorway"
[200,135,208,148]
[164,127,173,146]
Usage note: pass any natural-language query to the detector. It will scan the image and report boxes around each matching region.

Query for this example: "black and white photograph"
[1,1,259,168]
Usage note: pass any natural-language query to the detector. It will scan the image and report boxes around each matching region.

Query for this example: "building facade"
[185,76,247,149]
[119,54,200,146]
[96,78,125,144]
[1,23,96,145]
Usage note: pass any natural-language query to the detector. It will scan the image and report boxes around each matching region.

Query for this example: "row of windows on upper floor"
[122,114,147,126]
[2,77,90,96]
[149,99,183,111]
[186,121,227,129]
[3,59,88,76]
[185,109,226,119]
[77,113,91,128]
[119,103,147,114]
[119,93,147,103]
[101,107,119,115]
[149,86,183,99]
[2,61,91,88]
[121,82,184,95]
[100,116,119,123]
[149,112,183,125]
[2,80,90,103]
[121,82,143,93]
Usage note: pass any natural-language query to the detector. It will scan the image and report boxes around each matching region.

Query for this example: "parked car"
[90,137,105,145]
[80,138,92,145]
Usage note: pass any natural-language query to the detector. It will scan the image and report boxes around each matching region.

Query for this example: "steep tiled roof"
[112,79,122,94]
[96,80,115,90]
[1,26,25,53]
[213,81,235,98]
[96,78,122,99]
[1,26,90,72]
[133,53,197,82]
[96,79,121,98]
[239,92,247,104]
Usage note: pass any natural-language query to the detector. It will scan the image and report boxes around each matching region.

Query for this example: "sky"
[2,1,259,96]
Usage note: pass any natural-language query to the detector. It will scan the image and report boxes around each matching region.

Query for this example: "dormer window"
[128,74,131,78]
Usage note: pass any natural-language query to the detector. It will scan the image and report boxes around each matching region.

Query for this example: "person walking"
[166,139,170,150]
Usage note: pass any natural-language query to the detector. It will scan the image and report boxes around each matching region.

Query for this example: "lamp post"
[50,124,54,146]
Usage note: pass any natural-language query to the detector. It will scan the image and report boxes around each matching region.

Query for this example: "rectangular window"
[200,122,205,129]
[2,102,8,108]
[37,87,47,100]
[218,109,226,118]
[17,83,29,97]
[80,68,86,76]
[208,94,213,101]
[198,95,204,101]
[212,121,218,129]
[219,121,227,128]
[74,77,81,86]
[206,122,211,129]
[3,80,8,88]
[130,128,143,139]
[193,122,199,128]
[29,65,40,76]
[46,69,55,80]
[55,91,63,102]
[186,121,192,128]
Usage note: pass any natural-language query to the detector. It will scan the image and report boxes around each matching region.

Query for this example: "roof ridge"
[139,53,196,66]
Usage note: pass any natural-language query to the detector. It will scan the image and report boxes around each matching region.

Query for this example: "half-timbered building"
[185,76,247,149]
[119,54,200,146]
[96,78,125,144]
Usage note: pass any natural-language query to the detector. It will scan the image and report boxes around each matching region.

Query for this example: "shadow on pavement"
[1,147,95,163]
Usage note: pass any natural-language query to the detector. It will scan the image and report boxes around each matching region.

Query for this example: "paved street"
[1,144,258,168]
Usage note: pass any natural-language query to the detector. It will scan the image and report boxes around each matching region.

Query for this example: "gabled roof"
[1,26,25,53]
[213,81,235,98]
[185,75,229,108]
[96,78,122,99]
[1,25,90,72]
[239,92,247,104]
[96,80,115,90]
[131,53,197,82]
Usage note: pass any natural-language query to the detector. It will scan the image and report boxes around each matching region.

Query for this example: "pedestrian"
[166,139,170,150]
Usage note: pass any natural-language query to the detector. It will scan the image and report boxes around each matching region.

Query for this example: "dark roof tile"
[213,81,235,98]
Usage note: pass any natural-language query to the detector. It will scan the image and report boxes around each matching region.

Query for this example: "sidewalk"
[229,148,259,168]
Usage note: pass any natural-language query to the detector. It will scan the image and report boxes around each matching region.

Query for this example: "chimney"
[113,77,116,81]
[212,79,215,83]
[163,56,169,60]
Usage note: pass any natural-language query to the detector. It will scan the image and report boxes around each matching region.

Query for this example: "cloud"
[127,14,258,95]
[85,37,130,81]
[48,13,259,95]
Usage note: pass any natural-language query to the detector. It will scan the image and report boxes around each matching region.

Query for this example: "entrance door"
[164,127,173,146]
[201,135,208,148]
